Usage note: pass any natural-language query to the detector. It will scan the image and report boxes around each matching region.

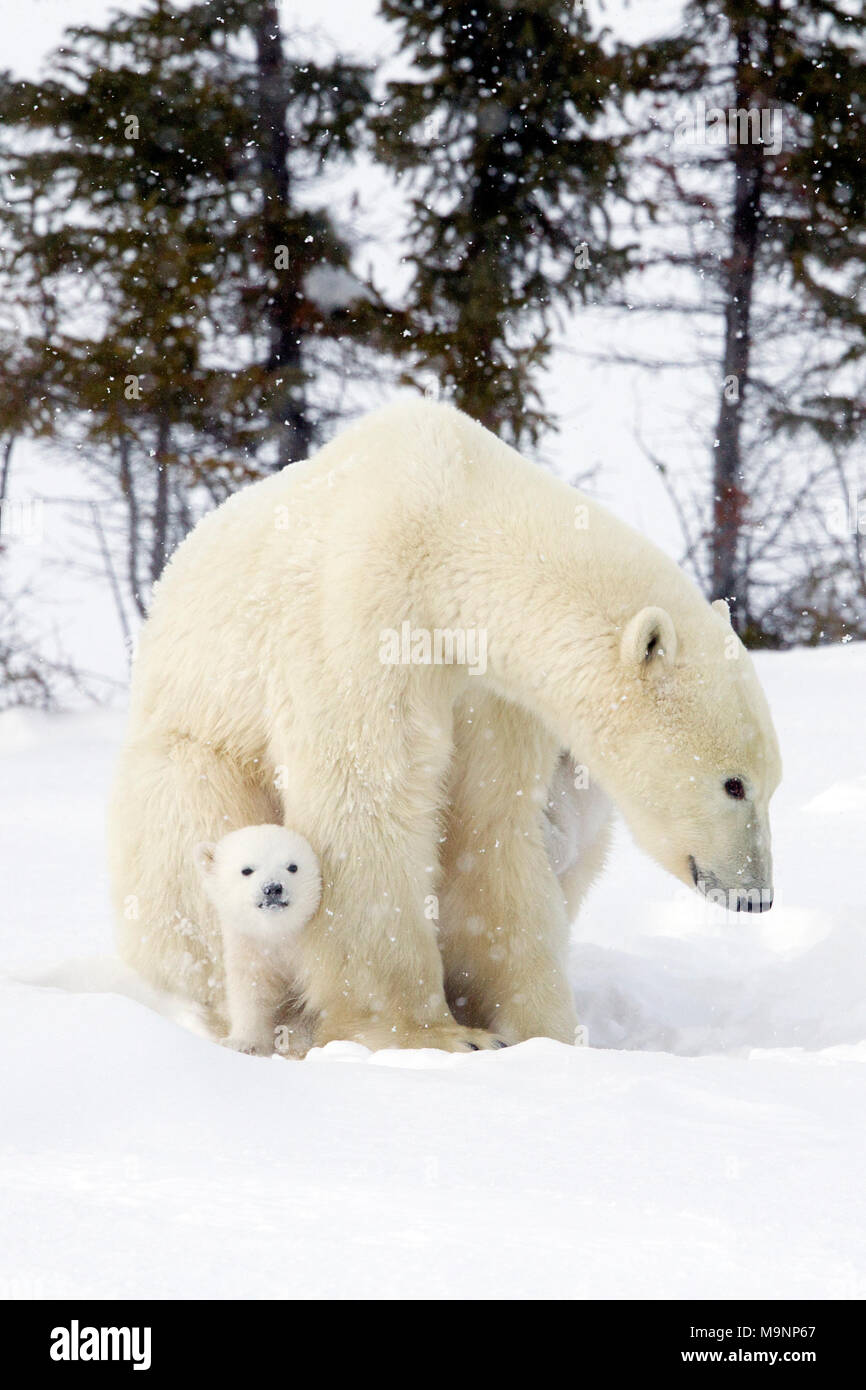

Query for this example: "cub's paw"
[220,1035,273,1057]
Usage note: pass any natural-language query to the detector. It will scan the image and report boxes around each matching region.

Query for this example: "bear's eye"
[287,863,298,874]
[724,778,746,800]
[241,867,254,876]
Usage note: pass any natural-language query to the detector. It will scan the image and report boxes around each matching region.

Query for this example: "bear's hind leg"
[439,692,579,1046]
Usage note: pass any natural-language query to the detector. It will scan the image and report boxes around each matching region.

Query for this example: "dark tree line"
[1,0,866,695]
[0,0,375,619]
[630,0,866,643]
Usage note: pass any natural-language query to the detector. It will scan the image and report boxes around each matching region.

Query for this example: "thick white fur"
[542,754,614,921]
[109,400,781,1051]
[195,825,320,1056]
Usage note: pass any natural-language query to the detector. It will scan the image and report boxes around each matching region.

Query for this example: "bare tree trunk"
[0,435,13,505]
[150,413,170,585]
[118,433,147,618]
[455,208,501,436]
[89,500,132,657]
[710,22,768,627]
[173,471,193,549]
[252,0,313,467]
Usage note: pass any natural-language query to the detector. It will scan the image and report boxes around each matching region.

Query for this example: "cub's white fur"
[195,825,321,1055]
[110,400,781,1053]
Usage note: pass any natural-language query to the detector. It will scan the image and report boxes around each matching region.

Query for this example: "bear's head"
[594,599,781,912]
[195,824,321,938]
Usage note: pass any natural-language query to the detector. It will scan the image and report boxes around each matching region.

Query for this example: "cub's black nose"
[262,881,283,898]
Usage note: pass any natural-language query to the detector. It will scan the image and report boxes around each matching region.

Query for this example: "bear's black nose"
[262,881,283,898]
[735,889,773,913]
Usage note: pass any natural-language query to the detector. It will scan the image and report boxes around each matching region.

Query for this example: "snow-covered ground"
[1,643,865,1300]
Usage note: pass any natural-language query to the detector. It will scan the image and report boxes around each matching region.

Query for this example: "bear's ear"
[712,598,731,624]
[194,841,216,878]
[620,606,678,673]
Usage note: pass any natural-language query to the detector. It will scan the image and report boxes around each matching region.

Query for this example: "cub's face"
[195,824,321,936]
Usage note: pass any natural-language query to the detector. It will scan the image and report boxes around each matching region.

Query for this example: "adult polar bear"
[110,400,781,1052]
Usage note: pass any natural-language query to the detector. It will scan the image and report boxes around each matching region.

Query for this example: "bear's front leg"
[274,711,507,1054]
[297,847,508,1053]
[439,691,579,1046]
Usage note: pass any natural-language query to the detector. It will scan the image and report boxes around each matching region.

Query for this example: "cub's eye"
[724,778,746,800]
[241,867,254,876]
[287,863,298,874]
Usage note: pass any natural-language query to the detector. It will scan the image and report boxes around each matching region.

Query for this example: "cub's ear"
[711,598,731,624]
[194,841,216,878]
[620,606,678,673]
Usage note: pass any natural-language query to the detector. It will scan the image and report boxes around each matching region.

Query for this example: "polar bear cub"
[194,824,321,1055]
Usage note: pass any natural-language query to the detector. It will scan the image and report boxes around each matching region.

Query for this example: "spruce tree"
[0,0,372,606]
[374,0,633,447]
